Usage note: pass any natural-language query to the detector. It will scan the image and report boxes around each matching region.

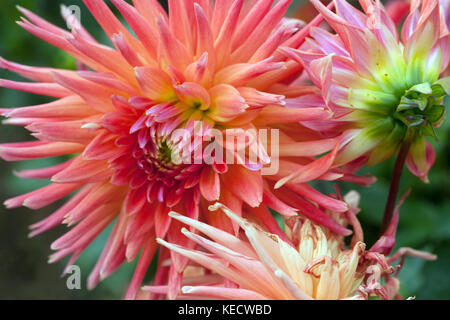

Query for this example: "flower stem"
[380,139,412,234]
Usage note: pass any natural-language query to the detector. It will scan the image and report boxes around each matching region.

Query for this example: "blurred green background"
[0,0,449,300]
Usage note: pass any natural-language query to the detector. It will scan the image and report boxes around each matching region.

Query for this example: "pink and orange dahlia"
[0,0,360,299]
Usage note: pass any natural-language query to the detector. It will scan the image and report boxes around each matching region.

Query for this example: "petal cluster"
[0,0,354,299]
[283,0,450,182]
[153,195,436,300]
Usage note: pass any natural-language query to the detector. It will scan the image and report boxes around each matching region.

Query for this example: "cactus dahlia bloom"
[0,0,354,299]
[154,196,436,300]
[282,0,450,182]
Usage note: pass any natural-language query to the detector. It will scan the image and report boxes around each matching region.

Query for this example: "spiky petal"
[0,0,349,299]
[153,197,435,300]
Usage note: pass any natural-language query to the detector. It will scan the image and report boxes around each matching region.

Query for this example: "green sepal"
[405,115,425,127]
[408,82,433,95]
[434,77,450,96]
[431,83,446,98]
[424,104,445,123]
[397,96,419,111]
[421,122,439,143]
[397,95,429,112]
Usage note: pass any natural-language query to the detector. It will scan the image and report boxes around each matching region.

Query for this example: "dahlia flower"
[0,0,356,299]
[282,0,450,182]
[153,194,436,300]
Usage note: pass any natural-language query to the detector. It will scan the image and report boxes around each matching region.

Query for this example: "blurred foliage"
[0,0,448,300]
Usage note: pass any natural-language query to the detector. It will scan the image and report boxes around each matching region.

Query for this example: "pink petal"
[222,165,263,208]
[199,167,220,202]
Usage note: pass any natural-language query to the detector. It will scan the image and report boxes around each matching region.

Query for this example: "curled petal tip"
[155,238,165,245]
[208,202,223,212]
[274,178,287,190]
[168,211,181,218]
[182,286,194,294]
